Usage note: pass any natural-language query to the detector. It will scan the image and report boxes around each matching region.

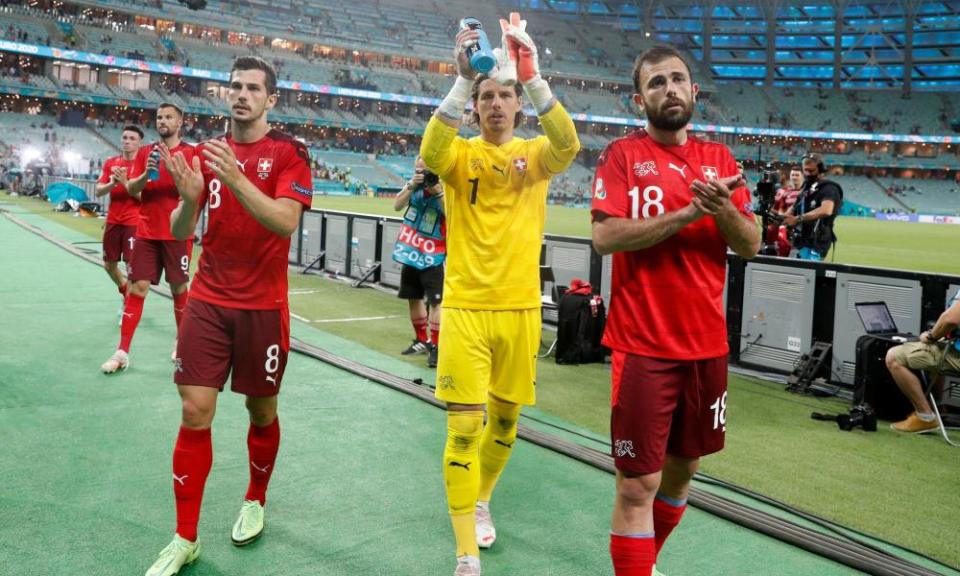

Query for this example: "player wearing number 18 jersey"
[142,56,312,576]
[591,46,759,576]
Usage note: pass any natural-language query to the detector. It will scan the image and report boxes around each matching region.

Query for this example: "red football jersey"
[98,155,140,226]
[591,130,754,360]
[131,141,196,240]
[190,130,313,310]
[774,187,800,213]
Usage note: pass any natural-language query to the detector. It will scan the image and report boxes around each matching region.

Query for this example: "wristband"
[437,76,472,122]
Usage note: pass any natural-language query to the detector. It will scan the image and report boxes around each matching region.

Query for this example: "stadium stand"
[0,0,957,214]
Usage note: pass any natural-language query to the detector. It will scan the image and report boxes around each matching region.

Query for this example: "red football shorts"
[610,351,728,475]
[128,237,192,286]
[102,224,137,263]
[174,299,290,397]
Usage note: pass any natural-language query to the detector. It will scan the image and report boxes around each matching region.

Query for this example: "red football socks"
[118,293,145,352]
[653,495,687,554]
[429,321,441,346]
[245,418,281,505]
[412,316,428,343]
[173,426,213,542]
[173,290,189,330]
[610,533,656,576]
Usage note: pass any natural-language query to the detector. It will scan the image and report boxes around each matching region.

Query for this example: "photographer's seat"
[918,339,960,447]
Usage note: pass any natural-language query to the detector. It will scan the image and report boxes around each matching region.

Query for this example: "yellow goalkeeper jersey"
[420,103,580,310]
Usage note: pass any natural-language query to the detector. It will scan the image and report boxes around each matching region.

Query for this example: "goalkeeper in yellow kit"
[420,13,580,576]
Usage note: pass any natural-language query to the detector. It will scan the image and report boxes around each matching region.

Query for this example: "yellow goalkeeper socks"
[443,410,484,557]
[478,395,521,502]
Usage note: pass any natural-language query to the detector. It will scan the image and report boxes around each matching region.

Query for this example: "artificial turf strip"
[4,193,959,568]
[0,212,870,576]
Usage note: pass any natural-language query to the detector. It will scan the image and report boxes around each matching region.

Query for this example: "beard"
[646,98,694,132]
[157,126,175,137]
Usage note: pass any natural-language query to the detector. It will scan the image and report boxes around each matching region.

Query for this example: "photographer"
[783,154,842,261]
[885,293,960,434]
[393,155,446,368]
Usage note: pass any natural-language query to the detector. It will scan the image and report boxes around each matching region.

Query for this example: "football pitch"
[313,194,960,276]
[1,193,959,574]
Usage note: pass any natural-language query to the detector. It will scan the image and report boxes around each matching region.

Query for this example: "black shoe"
[401,339,429,355]
[427,344,438,368]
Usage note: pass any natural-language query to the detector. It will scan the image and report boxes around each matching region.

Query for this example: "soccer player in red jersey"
[101,104,196,373]
[142,56,313,576]
[94,125,142,310]
[591,46,760,576]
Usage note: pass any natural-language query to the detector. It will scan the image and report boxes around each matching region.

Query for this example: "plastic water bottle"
[459,18,496,74]
[147,147,161,181]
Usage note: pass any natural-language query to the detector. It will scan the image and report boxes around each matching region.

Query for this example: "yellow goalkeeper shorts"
[435,308,541,406]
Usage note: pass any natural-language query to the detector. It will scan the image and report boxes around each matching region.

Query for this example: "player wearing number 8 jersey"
[421,13,579,576]
[142,56,313,576]
[591,46,759,576]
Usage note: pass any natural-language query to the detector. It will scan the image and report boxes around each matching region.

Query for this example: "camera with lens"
[415,169,440,192]
[753,163,782,224]
[836,403,877,432]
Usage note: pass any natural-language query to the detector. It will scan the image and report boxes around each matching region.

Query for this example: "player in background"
[768,167,803,256]
[100,104,195,373]
[591,45,759,576]
[421,13,580,576]
[142,56,313,576]
[94,125,142,318]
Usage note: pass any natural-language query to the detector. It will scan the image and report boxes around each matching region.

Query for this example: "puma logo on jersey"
[236,159,248,170]
[492,165,506,176]
[173,473,188,486]
[448,461,471,471]
[266,374,277,386]
[668,163,688,179]
[251,462,271,473]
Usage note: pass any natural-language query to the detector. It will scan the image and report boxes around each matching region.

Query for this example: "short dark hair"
[803,153,826,174]
[122,125,144,139]
[632,45,694,93]
[157,102,184,117]
[231,56,278,95]
[470,75,524,128]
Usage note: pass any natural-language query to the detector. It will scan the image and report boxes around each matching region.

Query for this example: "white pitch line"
[288,289,323,295]
[290,313,401,324]
[290,312,312,323]
[312,314,401,324]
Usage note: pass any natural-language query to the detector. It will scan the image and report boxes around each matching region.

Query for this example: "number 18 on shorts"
[610,352,728,475]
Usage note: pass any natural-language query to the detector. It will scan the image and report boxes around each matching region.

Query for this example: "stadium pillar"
[764,2,776,86]
[903,0,916,96]
[833,0,845,88]
[702,0,713,68]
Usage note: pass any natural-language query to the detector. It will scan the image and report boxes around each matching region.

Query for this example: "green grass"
[313,195,960,275]
[4,192,960,568]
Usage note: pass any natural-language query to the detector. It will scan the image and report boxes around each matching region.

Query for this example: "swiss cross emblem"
[257,158,273,179]
[702,166,719,180]
[513,157,527,172]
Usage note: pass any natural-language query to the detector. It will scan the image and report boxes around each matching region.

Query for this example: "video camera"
[752,163,783,225]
